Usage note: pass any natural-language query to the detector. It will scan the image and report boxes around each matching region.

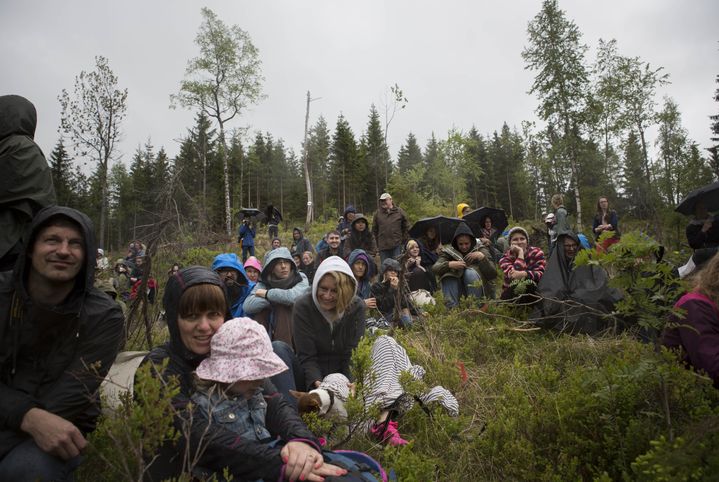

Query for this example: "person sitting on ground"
[271,237,282,250]
[315,230,342,267]
[113,258,132,300]
[499,226,546,302]
[238,218,256,261]
[662,251,719,388]
[337,204,356,253]
[479,215,506,261]
[371,258,415,328]
[0,206,124,480]
[139,266,320,480]
[243,256,262,284]
[290,227,314,258]
[686,201,719,269]
[212,253,253,318]
[0,95,56,272]
[342,213,378,259]
[292,253,302,269]
[535,232,621,334]
[403,239,434,293]
[315,232,329,254]
[433,223,497,307]
[417,226,441,292]
[168,263,181,278]
[95,248,110,271]
[293,256,365,391]
[190,317,346,481]
[243,247,309,347]
[348,249,377,310]
[300,251,316,284]
[456,203,471,218]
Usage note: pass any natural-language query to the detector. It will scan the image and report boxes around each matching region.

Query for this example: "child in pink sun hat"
[192,317,289,443]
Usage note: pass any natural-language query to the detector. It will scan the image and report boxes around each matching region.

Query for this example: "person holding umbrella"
[686,201,719,267]
[238,217,256,261]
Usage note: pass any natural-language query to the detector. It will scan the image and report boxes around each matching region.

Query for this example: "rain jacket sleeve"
[666,299,719,386]
[266,273,310,306]
[243,282,271,315]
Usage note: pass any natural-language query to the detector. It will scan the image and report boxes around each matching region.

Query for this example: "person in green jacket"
[432,222,497,307]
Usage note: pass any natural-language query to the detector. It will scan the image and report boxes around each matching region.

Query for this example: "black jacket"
[141,266,317,481]
[0,206,124,457]
[293,292,365,390]
[0,95,56,271]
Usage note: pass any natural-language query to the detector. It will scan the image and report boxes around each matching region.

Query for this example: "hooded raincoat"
[342,213,378,258]
[0,206,124,458]
[0,95,56,271]
[211,253,253,317]
[347,249,376,299]
[141,266,318,481]
[290,227,314,257]
[535,233,621,334]
[243,247,309,346]
[292,256,365,390]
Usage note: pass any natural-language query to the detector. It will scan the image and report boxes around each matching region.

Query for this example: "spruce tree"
[49,138,75,206]
[397,132,423,175]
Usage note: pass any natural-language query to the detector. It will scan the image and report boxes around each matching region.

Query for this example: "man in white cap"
[371,193,409,263]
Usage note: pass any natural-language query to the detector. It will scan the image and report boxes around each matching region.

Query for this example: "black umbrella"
[237,208,262,219]
[409,216,464,244]
[675,180,719,215]
[463,207,508,236]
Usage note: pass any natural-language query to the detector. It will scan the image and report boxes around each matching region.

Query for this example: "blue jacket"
[211,253,253,317]
[239,223,256,247]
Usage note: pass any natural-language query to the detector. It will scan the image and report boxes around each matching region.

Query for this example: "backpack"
[322,450,396,482]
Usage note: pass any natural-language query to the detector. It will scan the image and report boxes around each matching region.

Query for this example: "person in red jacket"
[499,226,546,302]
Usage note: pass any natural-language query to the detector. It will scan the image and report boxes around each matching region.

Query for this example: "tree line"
[48,1,718,250]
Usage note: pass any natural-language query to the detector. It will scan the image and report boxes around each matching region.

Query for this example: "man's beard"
[225,280,244,302]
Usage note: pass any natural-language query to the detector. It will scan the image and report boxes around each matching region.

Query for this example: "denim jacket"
[191,388,272,442]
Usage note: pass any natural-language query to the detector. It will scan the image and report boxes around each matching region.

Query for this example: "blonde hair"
[551,194,563,208]
[696,252,719,304]
[322,271,356,313]
[406,239,419,251]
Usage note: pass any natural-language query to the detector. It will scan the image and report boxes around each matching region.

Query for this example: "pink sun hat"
[196,317,288,383]
[244,256,262,273]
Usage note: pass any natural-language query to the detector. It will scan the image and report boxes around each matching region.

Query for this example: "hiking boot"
[370,420,408,446]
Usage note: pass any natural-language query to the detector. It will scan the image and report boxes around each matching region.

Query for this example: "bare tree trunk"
[99,162,108,248]
[302,91,314,227]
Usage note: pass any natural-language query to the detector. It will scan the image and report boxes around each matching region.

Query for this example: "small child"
[192,318,290,445]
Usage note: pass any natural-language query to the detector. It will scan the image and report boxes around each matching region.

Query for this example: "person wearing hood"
[342,213,378,259]
[243,256,262,284]
[535,232,621,334]
[456,203,471,218]
[499,226,546,302]
[300,251,316,284]
[347,249,377,302]
[211,253,253,318]
[243,247,310,347]
[140,266,322,481]
[337,205,356,252]
[293,256,365,390]
[371,258,414,327]
[290,227,314,258]
[0,95,57,272]
[0,206,124,480]
[432,223,497,307]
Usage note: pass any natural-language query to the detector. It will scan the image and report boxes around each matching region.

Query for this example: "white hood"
[312,256,357,318]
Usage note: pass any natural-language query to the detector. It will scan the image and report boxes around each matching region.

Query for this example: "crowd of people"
[2,94,719,480]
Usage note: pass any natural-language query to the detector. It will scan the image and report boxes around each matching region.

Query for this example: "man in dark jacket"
[372,192,409,264]
[0,206,124,479]
[433,222,498,307]
[290,227,314,258]
[315,230,342,267]
[0,95,57,271]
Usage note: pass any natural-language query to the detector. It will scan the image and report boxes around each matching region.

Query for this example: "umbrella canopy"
[237,208,262,219]
[409,216,464,244]
[463,207,508,236]
[675,180,719,215]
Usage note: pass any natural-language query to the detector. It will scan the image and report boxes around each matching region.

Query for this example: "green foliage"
[79,361,180,480]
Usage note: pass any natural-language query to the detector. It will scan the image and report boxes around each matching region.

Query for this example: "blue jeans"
[0,438,81,481]
[270,341,304,408]
[441,269,485,308]
[242,245,255,262]
[379,246,401,264]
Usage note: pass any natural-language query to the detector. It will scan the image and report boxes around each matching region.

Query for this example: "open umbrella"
[237,208,262,219]
[463,207,508,236]
[676,180,719,215]
[409,216,464,244]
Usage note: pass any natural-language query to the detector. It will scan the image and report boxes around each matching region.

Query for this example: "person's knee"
[0,439,80,481]
[272,340,293,361]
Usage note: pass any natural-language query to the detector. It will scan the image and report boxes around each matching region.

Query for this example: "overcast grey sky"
[2,0,717,171]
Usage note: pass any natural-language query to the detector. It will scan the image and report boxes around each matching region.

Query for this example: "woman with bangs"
[140,266,325,481]
[293,256,366,390]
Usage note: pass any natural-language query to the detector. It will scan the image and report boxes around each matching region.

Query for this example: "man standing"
[372,193,409,263]
[211,253,253,317]
[0,206,124,480]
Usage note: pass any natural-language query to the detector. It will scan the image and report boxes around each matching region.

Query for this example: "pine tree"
[397,132,423,175]
[360,105,390,205]
[307,116,331,219]
[49,138,75,206]
[330,115,359,212]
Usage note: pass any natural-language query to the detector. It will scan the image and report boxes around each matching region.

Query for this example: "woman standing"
[293,256,366,391]
[593,196,619,251]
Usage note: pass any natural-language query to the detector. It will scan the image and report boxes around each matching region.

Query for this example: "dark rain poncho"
[0,95,56,271]
[535,233,621,334]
